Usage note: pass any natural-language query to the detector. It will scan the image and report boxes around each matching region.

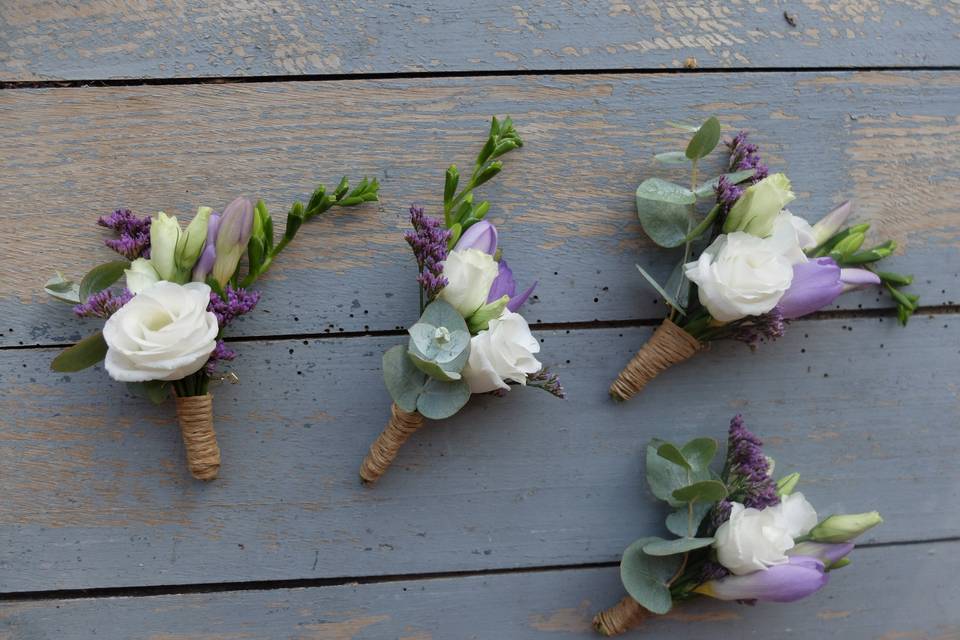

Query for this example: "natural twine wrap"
[359,403,424,484]
[609,318,702,402]
[593,596,650,636]
[174,393,221,481]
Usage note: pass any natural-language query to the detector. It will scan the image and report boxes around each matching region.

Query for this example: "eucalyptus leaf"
[619,537,680,615]
[636,265,686,315]
[654,151,690,165]
[408,351,462,382]
[419,299,469,334]
[681,437,718,470]
[79,260,130,302]
[646,442,711,507]
[636,179,695,248]
[672,480,728,504]
[416,377,471,420]
[663,260,690,310]
[685,116,721,161]
[44,272,81,304]
[694,169,757,199]
[643,536,715,557]
[51,331,108,372]
[128,380,170,405]
[382,345,426,413]
[665,502,713,537]
[408,322,470,366]
[656,443,691,470]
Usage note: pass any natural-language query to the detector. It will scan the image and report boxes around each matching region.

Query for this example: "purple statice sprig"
[726,131,768,183]
[405,205,450,303]
[205,340,237,375]
[722,414,780,511]
[97,209,152,260]
[527,368,566,400]
[208,285,261,329]
[729,307,786,350]
[73,288,133,319]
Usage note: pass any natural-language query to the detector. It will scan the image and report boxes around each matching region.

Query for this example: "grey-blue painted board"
[2,72,958,347]
[1,541,956,639]
[1,316,956,592]
[3,1,960,81]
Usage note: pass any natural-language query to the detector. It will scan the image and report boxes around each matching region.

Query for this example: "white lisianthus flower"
[714,502,795,575]
[438,248,500,319]
[722,173,796,237]
[767,492,819,539]
[149,212,182,281]
[103,282,218,382]
[767,211,815,265]
[462,310,542,393]
[125,258,161,294]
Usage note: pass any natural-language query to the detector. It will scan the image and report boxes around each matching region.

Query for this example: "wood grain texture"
[2,1,960,81]
[2,72,958,347]
[2,542,957,639]
[2,316,957,592]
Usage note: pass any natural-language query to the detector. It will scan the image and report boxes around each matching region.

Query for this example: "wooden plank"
[2,72,958,347]
[2,542,956,639]
[3,1,960,81]
[1,316,957,592]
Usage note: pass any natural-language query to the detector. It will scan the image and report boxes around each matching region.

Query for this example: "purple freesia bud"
[455,220,498,254]
[216,197,254,249]
[695,556,829,603]
[192,212,221,282]
[487,259,538,312]
[840,267,881,292]
[812,201,853,245]
[778,257,881,319]
[788,541,855,567]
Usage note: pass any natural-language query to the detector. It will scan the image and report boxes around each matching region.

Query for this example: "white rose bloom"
[103,281,219,382]
[125,258,161,294]
[767,492,818,539]
[438,248,500,318]
[714,502,795,575]
[462,310,542,393]
[684,232,795,322]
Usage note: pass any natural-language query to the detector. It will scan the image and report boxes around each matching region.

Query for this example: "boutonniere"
[360,117,565,484]
[611,118,916,401]
[594,415,882,636]
[45,178,379,480]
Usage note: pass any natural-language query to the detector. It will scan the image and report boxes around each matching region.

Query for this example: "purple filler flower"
[205,339,237,375]
[487,259,537,312]
[97,209,152,260]
[73,288,133,319]
[726,414,780,510]
[405,205,450,300]
[778,257,881,319]
[731,307,785,349]
[208,285,261,329]
[727,131,769,182]
[455,220,498,254]
[695,556,829,603]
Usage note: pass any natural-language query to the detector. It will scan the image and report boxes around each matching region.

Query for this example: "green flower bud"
[175,206,211,277]
[722,173,796,237]
[149,212,182,281]
[831,232,865,258]
[810,511,883,543]
[467,295,509,334]
[776,472,800,496]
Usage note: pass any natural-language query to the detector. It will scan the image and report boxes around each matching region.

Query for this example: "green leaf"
[408,351,462,382]
[408,323,470,367]
[619,538,680,615]
[635,178,695,248]
[79,260,130,302]
[681,438,718,470]
[654,151,690,165]
[663,260,690,310]
[44,272,81,304]
[128,380,169,405]
[444,165,459,205]
[656,443,691,470]
[419,299,469,334]
[685,116,721,161]
[643,536,715,556]
[694,169,756,199]
[665,502,713,537]
[646,442,711,507]
[382,345,427,413]
[416,377,471,420]
[672,480,728,504]
[636,265,686,315]
[51,331,108,372]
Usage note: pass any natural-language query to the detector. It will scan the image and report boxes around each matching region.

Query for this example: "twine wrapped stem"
[360,403,424,484]
[174,393,221,481]
[609,318,702,402]
[593,596,650,636]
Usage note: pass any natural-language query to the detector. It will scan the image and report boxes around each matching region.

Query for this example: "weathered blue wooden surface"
[2,317,956,594]
[2,542,956,639]
[1,72,958,348]
[2,1,959,81]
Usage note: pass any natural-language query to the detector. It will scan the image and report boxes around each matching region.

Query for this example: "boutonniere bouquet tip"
[360,117,565,484]
[610,118,917,401]
[45,177,379,480]
[593,415,882,636]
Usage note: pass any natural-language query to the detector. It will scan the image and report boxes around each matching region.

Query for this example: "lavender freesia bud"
[192,212,221,282]
[812,201,853,245]
[487,259,537,312]
[694,556,829,603]
[213,197,254,286]
[778,257,881,319]
[840,267,881,292]
[455,220,498,254]
[788,541,855,567]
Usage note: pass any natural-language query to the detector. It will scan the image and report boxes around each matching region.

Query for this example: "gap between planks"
[0,536,956,603]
